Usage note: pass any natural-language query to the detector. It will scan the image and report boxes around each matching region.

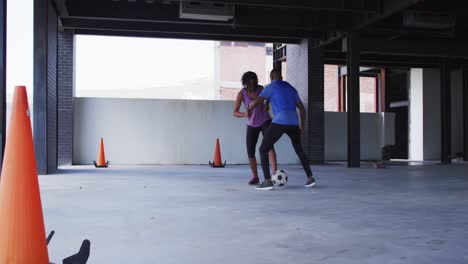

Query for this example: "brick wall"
[220,87,241,100]
[218,42,268,84]
[360,77,377,113]
[58,30,74,166]
[324,65,339,111]
[286,40,324,163]
[34,0,59,174]
[46,0,57,172]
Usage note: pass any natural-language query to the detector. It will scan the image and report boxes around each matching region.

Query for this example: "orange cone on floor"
[0,86,50,263]
[94,137,110,168]
[209,138,226,168]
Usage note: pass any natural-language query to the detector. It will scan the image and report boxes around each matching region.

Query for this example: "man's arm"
[296,100,306,133]
[248,96,267,111]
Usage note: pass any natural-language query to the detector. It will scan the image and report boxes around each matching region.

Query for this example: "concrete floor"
[40,164,468,264]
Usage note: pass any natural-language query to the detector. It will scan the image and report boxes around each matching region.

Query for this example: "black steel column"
[273,43,285,72]
[346,32,360,167]
[440,62,451,164]
[0,0,6,173]
[307,44,324,164]
[463,68,468,161]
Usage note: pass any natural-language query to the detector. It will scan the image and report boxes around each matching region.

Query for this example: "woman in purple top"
[233,71,278,185]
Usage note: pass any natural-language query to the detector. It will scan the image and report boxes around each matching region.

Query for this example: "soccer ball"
[272,170,288,187]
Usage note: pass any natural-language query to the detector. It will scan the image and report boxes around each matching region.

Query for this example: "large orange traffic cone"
[0,86,49,263]
[209,138,226,168]
[94,137,110,168]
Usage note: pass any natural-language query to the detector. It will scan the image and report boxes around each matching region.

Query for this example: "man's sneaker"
[255,180,274,190]
[248,177,260,185]
[305,177,316,188]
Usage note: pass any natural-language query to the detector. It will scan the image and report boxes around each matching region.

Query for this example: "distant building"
[214,41,273,100]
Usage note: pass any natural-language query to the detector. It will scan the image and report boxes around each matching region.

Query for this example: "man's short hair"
[270,68,281,76]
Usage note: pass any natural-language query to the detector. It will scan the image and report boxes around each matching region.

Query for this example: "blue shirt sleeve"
[294,89,301,103]
[259,84,273,99]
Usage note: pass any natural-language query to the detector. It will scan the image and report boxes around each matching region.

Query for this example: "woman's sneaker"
[305,177,317,188]
[248,177,260,185]
[255,180,274,190]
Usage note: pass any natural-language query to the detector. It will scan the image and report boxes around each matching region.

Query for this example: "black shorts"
[246,120,273,158]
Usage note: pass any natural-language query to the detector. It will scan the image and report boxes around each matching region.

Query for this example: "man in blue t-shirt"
[248,69,316,190]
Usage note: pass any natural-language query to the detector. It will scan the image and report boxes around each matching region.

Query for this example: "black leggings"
[246,120,273,158]
[259,123,312,180]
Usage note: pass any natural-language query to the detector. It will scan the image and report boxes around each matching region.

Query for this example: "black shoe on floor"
[255,180,274,191]
[248,177,260,185]
[305,177,317,188]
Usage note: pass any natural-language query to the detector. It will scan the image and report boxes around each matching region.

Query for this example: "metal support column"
[307,44,324,164]
[463,68,468,161]
[346,31,361,167]
[440,62,451,164]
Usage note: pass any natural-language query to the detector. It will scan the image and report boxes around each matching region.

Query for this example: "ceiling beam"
[355,38,468,59]
[66,1,342,32]
[316,0,423,48]
[179,0,380,13]
[74,29,302,44]
[355,0,423,29]
[365,27,455,39]
[324,51,447,68]
[52,0,69,17]
[61,17,323,39]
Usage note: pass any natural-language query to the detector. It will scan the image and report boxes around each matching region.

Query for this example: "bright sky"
[6,0,216,102]
[7,0,33,103]
[75,36,215,96]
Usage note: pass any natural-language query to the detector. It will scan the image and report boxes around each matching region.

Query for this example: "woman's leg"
[246,125,261,183]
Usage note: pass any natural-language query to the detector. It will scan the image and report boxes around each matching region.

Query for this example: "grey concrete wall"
[73,97,300,165]
[324,112,395,160]
[73,98,394,164]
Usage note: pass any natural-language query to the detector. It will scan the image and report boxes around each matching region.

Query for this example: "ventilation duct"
[179,1,234,21]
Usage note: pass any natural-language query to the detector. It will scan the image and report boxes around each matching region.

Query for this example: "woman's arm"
[233,92,248,118]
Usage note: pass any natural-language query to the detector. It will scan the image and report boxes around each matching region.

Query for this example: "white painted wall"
[324,112,395,160]
[73,98,395,164]
[409,68,424,160]
[408,68,464,161]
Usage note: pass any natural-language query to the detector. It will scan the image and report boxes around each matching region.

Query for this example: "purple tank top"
[241,87,272,127]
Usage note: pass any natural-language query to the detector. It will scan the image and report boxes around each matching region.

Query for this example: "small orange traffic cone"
[0,86,50,263]
[94,137,110,168]
[209,138,226,168]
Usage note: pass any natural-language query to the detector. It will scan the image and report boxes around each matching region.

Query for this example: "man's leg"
[285,126,313,178]
[259,124,284,181]
[261,120,278,173]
